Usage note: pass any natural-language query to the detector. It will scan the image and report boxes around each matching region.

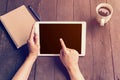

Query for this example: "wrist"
[28,53,38,61]
[67,64,84,80]
[67,64,80,74]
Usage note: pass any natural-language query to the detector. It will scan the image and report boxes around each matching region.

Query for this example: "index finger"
[60,38,67,51]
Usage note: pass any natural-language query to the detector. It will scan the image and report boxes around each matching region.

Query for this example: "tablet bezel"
[35,21,86,56]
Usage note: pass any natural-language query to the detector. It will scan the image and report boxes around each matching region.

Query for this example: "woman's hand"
[27,24,40,59]
[59,38,84,80]
[12,24,40,80]
[59,38,79,70]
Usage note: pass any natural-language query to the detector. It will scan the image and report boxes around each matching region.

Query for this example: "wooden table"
[0,0,120,80]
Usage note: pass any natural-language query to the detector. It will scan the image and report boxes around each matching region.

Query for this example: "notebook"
[0,5,36,48]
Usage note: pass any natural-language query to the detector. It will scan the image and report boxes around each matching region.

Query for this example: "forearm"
[12,54,37,80]
[67,65,85,80]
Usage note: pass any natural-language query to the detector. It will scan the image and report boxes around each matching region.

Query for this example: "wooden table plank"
[0,0,8,15]
[74,0,93,80]
[35,57,55,80]
[35,0,57,80]
[7,0,24,12]
[0,1,19,80]
[107,0,120,80]
[90,0,114,80]
[56,0,73,21]
[0,0,18,56]
[0,50,28,80]
[37,0,57,21]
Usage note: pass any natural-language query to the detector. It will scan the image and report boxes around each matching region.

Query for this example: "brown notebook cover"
[0,5,36,48]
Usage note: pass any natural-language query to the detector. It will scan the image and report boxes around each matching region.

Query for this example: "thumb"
[34,32,39,46]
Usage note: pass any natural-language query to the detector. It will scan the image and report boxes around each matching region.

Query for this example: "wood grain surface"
[0,0,119,80]
[107,0,120,80]
[90,0,114,80]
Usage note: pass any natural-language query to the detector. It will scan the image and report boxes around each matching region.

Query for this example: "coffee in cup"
[96,3,113,26]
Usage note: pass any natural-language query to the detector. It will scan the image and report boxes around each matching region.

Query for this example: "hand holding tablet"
[27,24,40,58]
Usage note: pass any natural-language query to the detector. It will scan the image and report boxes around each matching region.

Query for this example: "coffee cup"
[96,3,113,26]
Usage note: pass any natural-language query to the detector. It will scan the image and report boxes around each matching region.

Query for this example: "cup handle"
[100,18,105,26]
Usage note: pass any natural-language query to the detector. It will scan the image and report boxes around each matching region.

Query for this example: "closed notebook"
[0,5,36,48]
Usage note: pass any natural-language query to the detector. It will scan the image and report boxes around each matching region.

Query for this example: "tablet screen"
[39,24,82,54]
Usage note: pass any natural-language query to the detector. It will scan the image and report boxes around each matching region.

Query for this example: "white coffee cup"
[96,3,113,26]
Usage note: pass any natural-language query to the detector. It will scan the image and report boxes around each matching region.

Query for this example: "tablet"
[35,21,86,56]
